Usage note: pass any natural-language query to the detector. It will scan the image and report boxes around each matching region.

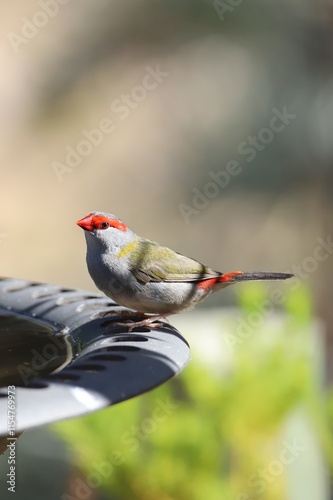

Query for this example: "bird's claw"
[114,315,168,332]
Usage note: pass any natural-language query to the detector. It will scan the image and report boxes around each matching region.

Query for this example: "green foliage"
[53,283,329,500]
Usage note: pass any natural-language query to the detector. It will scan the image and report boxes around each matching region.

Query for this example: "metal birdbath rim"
[0,278,190,434]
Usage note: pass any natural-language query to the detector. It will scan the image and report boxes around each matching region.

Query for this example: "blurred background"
[1,0,333,498]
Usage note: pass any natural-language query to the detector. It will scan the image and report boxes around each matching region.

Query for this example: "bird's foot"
[114,314,169,332]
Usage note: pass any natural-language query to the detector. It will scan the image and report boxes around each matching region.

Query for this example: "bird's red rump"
[197,277,219,290]
[198,271,244,290]
[218,271,243,282]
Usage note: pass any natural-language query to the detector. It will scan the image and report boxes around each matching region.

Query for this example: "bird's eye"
[99,221,110,229]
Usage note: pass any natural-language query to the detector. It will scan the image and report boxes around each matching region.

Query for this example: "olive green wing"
[132,240,219,284]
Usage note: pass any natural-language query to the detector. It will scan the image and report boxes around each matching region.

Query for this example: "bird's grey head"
[76,212,135,252]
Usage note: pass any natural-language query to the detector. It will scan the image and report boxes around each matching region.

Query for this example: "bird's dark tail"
[218,271,294,283]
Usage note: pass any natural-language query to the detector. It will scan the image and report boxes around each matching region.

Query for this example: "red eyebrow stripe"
[91,215,128,231]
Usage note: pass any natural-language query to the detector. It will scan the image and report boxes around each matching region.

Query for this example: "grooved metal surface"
[0,278,190,434]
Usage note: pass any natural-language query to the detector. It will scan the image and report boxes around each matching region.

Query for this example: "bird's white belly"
[102,280,204,314]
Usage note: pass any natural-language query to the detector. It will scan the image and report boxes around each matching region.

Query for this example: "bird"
[77,212,293,330]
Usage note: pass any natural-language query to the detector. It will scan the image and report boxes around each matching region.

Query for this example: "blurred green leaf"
[52,290,330,500]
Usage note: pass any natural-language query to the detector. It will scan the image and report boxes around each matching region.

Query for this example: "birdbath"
[0,277,190,454]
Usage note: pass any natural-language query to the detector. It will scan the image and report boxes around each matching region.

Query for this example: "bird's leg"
[114,314,170,332]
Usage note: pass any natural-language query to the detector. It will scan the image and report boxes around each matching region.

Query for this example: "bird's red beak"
[77,214,94,232]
